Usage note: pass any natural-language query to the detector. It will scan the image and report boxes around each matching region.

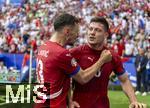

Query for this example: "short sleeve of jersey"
[69,46,81,61]
[112,53,125,76]
[57,50,80,77]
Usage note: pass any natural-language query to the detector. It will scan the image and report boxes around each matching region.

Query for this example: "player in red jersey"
[34,13,112,108]
[70,17,146,108]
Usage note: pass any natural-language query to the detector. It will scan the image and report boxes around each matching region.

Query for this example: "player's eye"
[89,27,93,31]
[95,28,102,32]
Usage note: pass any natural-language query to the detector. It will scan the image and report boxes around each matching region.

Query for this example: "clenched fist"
[100,50,112,64]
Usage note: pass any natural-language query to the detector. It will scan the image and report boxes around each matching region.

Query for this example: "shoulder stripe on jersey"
[115,70,126,76]
[69,65,80,77]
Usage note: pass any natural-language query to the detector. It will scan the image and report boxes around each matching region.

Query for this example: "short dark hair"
[54,13,79,31]
[90,17,109,32]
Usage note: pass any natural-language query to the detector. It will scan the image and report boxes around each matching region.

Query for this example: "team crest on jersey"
[71,58,77,67]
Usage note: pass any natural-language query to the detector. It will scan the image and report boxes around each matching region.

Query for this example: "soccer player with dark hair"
[70,17,146,108]
[35,13,112,108]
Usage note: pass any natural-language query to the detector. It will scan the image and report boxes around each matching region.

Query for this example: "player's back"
[36,41,71,108]
[37,41,66,83]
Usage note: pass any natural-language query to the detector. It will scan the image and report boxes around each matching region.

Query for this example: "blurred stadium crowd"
[0,0,150,95]
[0,0,149,56]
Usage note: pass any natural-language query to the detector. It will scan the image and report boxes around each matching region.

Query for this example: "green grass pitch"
[109,90,150,108]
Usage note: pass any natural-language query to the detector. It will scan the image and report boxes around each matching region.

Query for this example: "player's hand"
[129,102,147,108]
[69,100,80,108]
[100,50,112,64]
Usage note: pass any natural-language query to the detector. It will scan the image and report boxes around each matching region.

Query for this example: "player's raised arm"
[73,50,112,84]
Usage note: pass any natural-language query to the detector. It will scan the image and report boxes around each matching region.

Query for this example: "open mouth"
[89,37,95,41]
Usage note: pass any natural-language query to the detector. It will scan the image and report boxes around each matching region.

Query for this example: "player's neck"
[88,43,104,51]
[50,32,66,46]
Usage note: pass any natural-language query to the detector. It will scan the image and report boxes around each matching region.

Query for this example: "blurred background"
[0,0,150,107]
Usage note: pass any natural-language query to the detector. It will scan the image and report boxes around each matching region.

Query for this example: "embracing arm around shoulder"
[73,50,112,84]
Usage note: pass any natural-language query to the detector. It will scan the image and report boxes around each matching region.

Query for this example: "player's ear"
[105,32,109,38]
[63,26,70,36]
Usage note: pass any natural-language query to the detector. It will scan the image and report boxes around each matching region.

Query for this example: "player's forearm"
[73,50,111,84]
[68,86,73,103]
[80,58,104,83]
[121,78,137,103]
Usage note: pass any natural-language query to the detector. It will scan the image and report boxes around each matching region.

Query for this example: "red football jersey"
[70,44,125,108]
[35,41,80,108]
